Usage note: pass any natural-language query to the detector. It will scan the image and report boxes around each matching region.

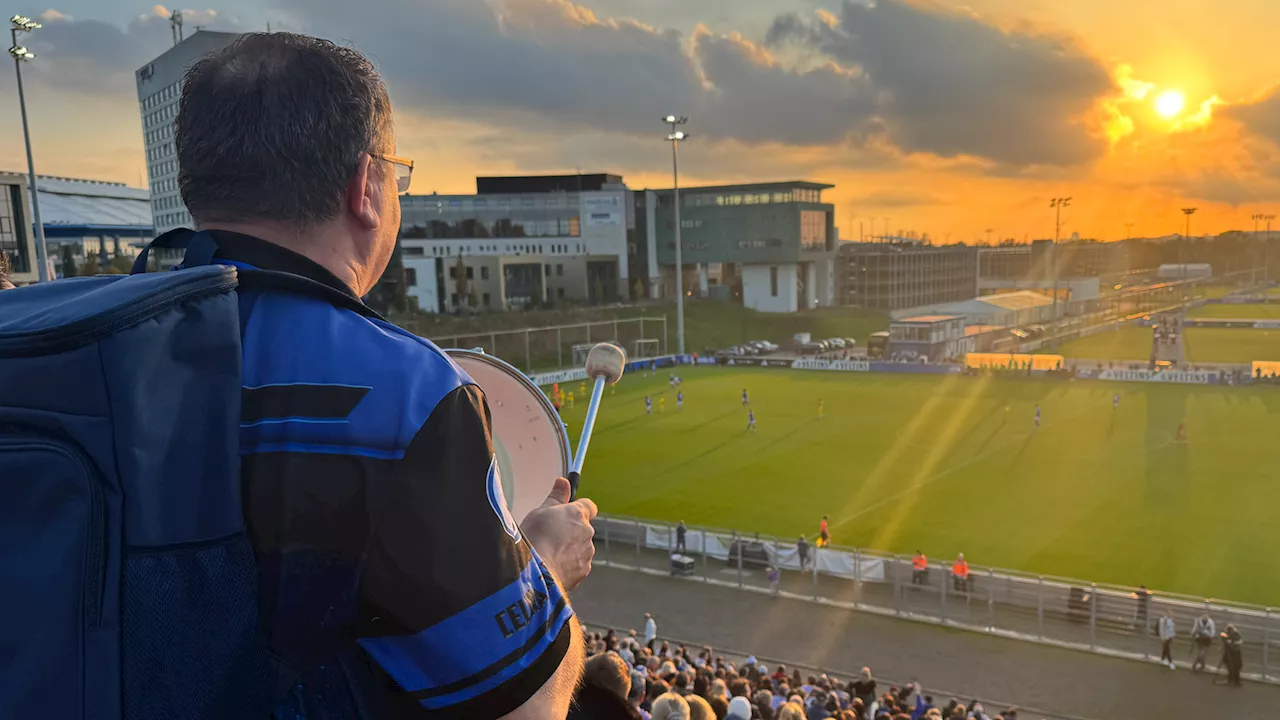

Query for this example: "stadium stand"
[577,625,1052,720]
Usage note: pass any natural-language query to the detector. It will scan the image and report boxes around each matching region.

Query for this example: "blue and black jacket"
[199,231,572,719]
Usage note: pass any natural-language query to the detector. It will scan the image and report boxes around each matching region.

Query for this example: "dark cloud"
[1223,89,1280,148]
[5,8,238,95]
[269,0,873,148]
[766,0,1115,166]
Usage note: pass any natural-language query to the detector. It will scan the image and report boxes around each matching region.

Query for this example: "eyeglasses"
[370,153,414,193]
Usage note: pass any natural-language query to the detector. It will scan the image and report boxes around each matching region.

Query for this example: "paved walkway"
[573,565,1280,720]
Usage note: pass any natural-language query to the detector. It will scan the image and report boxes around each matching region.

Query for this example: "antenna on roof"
[169,9,184,46]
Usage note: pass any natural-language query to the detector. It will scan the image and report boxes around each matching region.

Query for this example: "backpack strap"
[132,229,385,322]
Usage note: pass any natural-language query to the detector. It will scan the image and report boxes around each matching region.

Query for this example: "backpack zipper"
[0,271,238,357]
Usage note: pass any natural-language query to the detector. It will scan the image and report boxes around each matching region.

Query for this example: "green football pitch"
[1188,303,1280,319]
[558,367,1280,604]
[1055,324,1280,364]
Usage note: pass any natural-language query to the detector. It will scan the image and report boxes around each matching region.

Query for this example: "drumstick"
[569,342,627,498]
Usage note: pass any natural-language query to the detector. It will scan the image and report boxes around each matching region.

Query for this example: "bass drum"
[445,349,570,523]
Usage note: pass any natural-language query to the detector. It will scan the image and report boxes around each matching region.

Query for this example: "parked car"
[826,338,847,350]
[798,342,825,355]
[843,337,858,347]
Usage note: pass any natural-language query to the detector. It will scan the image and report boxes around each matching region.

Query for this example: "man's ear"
[346,154,380,231]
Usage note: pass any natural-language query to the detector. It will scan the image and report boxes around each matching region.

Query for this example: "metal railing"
[593,515,1279,683]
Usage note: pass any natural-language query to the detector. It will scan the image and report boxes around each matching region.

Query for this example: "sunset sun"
[1155,90,1186,118]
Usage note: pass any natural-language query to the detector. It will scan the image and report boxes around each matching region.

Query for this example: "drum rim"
[443,349,571,473]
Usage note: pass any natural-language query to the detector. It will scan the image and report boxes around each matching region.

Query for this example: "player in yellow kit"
[659,394,666,413]
[818,398,824,420]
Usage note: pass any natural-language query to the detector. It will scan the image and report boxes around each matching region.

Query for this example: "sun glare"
[1155,90,1185,118]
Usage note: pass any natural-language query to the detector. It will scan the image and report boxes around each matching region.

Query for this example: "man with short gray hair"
[165,32,595,718]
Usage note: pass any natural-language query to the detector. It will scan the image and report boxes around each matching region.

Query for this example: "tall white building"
[135,31,239,237]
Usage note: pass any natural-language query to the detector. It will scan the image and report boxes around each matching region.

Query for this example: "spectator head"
[709,678,729,699]
[176,33,402,296]
[755,689,774,707]
[729,678,750,698]
[791,669,803,686]
[649,656,663,672]
[777,702,806,720]
[648,679,672,704]
[859,667,873,683]
[708,696,730,720]
[687,694,716,720]
[727,697,753,720]
[583,653,631,701]
[1003,708,1017,719]
[693,672,710,697]
[652,692,692,720]
[776,664,787,676]
[629,671,648,705]
[806,675,817,687]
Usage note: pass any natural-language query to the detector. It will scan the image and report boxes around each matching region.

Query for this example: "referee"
[164,33,596,718]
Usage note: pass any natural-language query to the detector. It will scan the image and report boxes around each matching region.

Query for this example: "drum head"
[446,350,569,523]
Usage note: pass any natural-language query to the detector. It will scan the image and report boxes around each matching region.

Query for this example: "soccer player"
[1176,421,1187,442]
[742,388,750,407]
[1034,404,1041,429]
[645,395,652,415]
[1113,393,1120,410]
[818,515,830,548]
[746,409,756,433]
[659,395,666,413]
[579,381,586,398]
[677,390,684,411]
[818,398,824,420]
[567,391,575,409]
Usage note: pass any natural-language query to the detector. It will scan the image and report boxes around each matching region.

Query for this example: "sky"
[4,0,1280,244]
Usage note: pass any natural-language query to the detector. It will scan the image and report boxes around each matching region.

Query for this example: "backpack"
[0,231,376,719]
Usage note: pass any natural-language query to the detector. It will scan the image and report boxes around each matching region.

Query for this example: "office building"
[136,31,239,237]
[398,174,630,313]
[837,242,979,311]
[0,172,38,284]
[633,181,838,313]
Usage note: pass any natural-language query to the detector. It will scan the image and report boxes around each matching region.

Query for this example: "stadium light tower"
[1049,197,1071,349]
[9,15,50,281]
[1181,207,1197,280]
[664,115,690,356]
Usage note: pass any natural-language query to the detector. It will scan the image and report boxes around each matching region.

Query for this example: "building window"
[556,264,563,277]
[405,268,417,286]
[483,292,491,307]
[481,266,489,280]
[770,266,779,297]
[466,266,474,280]
[451,293,458,306]
[558,288,565,299]
[545,264,552,276]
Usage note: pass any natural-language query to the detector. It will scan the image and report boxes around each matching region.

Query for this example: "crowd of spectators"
[573,625,1022,720]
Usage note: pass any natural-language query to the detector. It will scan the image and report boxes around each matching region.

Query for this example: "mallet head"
[585,343,627,385]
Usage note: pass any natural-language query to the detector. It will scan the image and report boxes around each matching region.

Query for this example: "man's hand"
[522,477,597,590]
